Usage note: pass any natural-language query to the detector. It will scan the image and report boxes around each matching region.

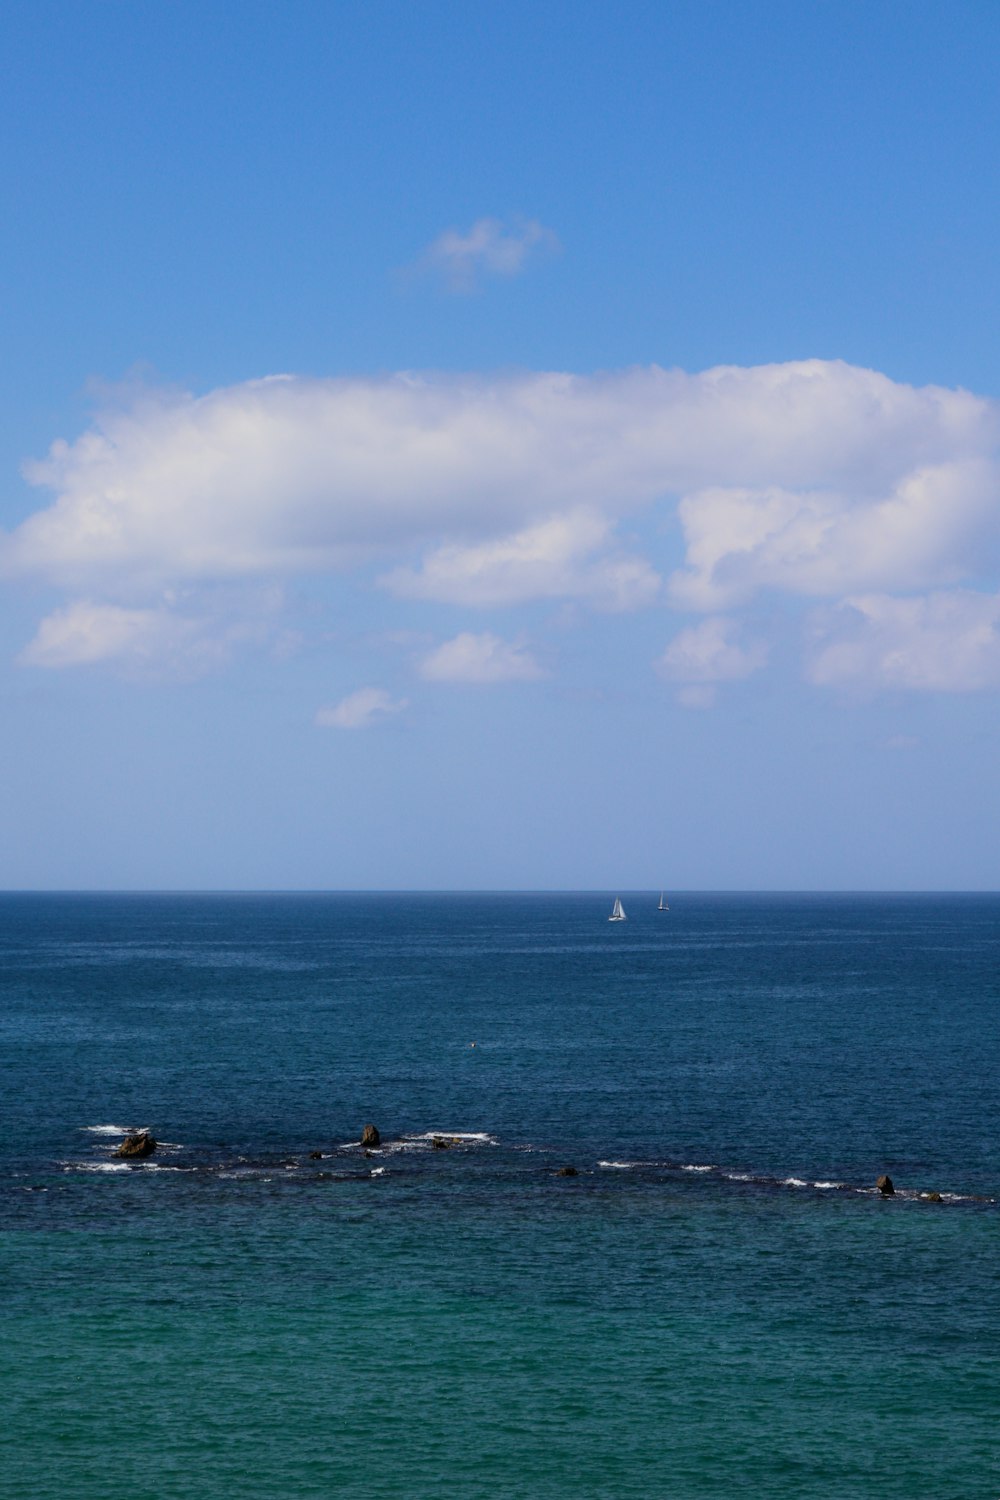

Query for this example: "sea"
[2,891,997,1499]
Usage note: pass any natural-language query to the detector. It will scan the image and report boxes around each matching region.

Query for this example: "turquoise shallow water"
[2,893,998,1497]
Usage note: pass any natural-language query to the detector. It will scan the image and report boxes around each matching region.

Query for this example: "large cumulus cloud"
[5,359,1000,691]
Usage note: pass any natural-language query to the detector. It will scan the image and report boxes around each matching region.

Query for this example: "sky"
[2,0,1000,890]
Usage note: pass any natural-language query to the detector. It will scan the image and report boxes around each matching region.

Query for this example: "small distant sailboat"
[658,892,669,911]
[609,897,626,922]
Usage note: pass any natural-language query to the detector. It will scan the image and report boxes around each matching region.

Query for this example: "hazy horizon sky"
[2,1,1000,890]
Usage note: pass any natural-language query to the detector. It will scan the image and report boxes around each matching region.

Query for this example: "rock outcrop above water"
[556,1166,578,1177]
[921,1190,943,1203]
[876,1174,895,1196]
[116,1131,157,1159]
[360,1124,381,1148]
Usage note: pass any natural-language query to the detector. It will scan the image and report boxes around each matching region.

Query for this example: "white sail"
[658,891,669,911]
[609,897,626,921]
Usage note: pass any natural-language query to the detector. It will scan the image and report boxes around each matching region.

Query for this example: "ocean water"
[2,891,997,1499]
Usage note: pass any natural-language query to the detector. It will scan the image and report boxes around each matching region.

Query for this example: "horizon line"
[0,887,998,898]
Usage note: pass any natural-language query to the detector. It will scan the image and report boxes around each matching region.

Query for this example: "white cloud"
[658,615,768,686]
[675,684,719,710]
[8,362,994,603]
[382,510,660,610]
[17,599,250,677]
[20,601,182,668]
[419,632,544,683]
[417,216,559,291]
[670,458,996,610]
[17,586,287,677]
[315,687,409,729]
[807,590,1000,692]
[5,358,1000,690]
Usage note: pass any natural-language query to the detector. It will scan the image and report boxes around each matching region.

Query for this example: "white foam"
[66,1161,130,1173]
[370,1166,387,1177]
[724,1172,754,1182]
[783,1178,809,1188]
[681,1164,716,1173]
[368,1131,499,1154]
[405,1131,496,1144]
[598,1160,640,1169]
[81,1125,131,1136]
[813,1180,844,1190]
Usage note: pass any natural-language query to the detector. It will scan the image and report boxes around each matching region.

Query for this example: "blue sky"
[2,0,1000,889]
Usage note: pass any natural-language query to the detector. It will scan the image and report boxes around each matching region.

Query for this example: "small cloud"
[383,511,659,611]
[315,687,408,730]
[415,216,560,292]
[807,590,1000,692]
[269,628,304,662]
[18,599,236,678]
[20,601,170,668]
[676,684,717,709]
[657,616,768,698]
[419,631,544,683]
[18,588,288,679]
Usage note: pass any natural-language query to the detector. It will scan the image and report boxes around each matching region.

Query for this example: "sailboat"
[609,897,626,922]
[658,892,669,911]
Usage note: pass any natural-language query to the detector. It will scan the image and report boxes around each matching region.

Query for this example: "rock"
[921,1190,943,1203]
[360,1124,381,1149]
[116,1131,157,1159]
[556,1166,578,1177]
[309,1150,323,1160]
[431,1135,450,1149]
[876,1174,895,1196]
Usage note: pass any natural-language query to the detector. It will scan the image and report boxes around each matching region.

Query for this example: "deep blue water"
[2,893,998,1498]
